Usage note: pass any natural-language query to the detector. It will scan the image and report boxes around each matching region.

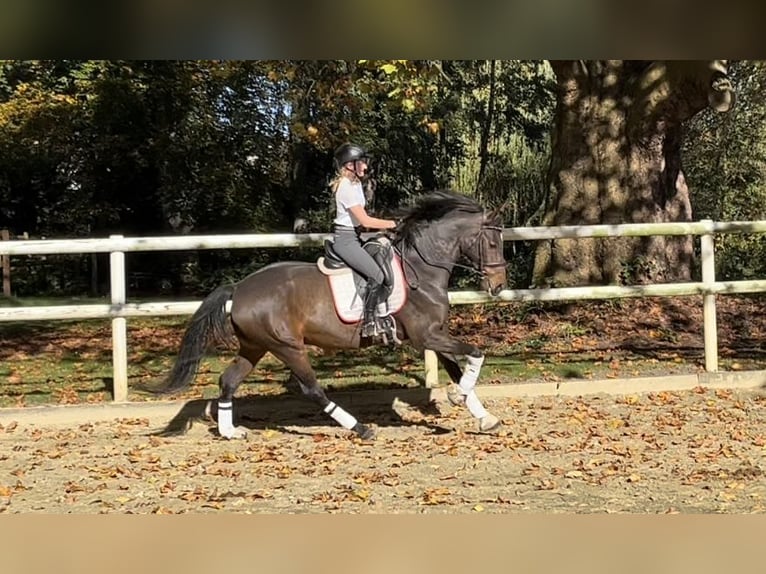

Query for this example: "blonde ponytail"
[329,167,358,194]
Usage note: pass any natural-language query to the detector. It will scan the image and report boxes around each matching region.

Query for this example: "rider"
[330,142,398,340]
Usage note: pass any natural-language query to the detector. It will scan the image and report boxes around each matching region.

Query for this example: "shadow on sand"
[152,385,454,439]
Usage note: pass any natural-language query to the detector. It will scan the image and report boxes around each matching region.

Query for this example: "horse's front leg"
[420,329,501,433]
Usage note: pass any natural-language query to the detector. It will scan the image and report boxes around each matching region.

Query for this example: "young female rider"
[330,142,397,340]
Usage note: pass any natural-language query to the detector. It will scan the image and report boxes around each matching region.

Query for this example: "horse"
[155,190,507,440]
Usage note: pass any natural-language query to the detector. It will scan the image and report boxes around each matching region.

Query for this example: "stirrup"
[378,315,401,346]
[361,319,377,338]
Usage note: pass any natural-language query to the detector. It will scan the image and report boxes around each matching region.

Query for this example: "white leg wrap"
[324,401,358,430]
[459,354,484,392]
[465,390,489,419]
[459,355,488,419]
[217,401,234,433]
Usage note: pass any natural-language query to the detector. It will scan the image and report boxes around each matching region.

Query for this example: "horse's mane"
[394,190,483,247]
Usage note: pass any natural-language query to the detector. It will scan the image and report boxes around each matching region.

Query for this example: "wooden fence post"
[701,219,718,372]
[110,235,128,402]
[424,349,439,387]
[1,229,10,297]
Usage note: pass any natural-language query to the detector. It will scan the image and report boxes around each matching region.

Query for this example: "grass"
[0,305,434,407]
[2,294,754,408]
[0,325,702,409]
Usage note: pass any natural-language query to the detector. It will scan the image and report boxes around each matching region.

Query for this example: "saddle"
[317,236,406,341]
[320,236,396,288]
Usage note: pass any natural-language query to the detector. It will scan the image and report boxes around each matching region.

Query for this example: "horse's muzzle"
[480,265,507,296]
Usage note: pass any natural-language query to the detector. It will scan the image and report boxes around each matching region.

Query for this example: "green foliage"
[7,60,766,295]
[716,234,766,280]
[440,62,554,288]
[0,60,551,296]
[684,60,766,280]
[455,133,550,209]
[618,255,663,286]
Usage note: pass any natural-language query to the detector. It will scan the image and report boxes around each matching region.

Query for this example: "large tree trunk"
[533,60,734,287]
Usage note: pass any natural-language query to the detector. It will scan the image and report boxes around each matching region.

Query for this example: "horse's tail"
[155,284,235,395]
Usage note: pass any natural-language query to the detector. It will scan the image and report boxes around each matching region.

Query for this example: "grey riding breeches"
[332,226,384,285]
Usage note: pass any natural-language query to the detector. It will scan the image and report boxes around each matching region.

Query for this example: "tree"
[532,60,735,287]
[684,60,766,281]
[443,60,555,207]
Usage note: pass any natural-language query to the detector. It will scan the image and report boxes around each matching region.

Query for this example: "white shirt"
[334,178,366,227]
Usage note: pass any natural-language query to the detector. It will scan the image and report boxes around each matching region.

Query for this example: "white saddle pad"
[325,254,407,323]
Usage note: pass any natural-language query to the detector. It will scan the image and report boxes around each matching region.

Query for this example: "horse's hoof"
[219,425,248,440]
[478,414,501,433]
[447,384,466,407]
[354,423,376,440]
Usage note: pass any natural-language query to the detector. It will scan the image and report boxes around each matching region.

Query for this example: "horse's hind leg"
[216,351,263,439]
[435,352,469,407]
[272,347,375,440]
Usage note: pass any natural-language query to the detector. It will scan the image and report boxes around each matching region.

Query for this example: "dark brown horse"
[156,190,507,439]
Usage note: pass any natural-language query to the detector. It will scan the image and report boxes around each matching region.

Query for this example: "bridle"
[397,222,505,289]
[470,224,506,275]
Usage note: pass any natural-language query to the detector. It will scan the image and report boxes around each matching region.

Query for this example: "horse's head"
[463,207,507,296]
[396,191,508,295]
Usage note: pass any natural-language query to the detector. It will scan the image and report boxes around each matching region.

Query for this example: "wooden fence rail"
[2,219,766,402]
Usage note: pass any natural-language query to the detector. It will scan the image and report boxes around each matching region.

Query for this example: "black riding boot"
[362,281,384,338]
[362,282,398,343]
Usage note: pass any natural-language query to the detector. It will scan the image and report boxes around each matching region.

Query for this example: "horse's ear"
[486,200,509,225]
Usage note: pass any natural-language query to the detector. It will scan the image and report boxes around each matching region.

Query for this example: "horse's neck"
[399,229,460,286]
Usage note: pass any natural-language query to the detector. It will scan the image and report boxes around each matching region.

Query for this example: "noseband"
[469,225,505,277]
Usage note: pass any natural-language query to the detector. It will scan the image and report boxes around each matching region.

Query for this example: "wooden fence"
[2,220,766,403]
[0,229,29,297]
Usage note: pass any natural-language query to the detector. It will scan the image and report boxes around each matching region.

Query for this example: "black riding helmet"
[334,143,369,170]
